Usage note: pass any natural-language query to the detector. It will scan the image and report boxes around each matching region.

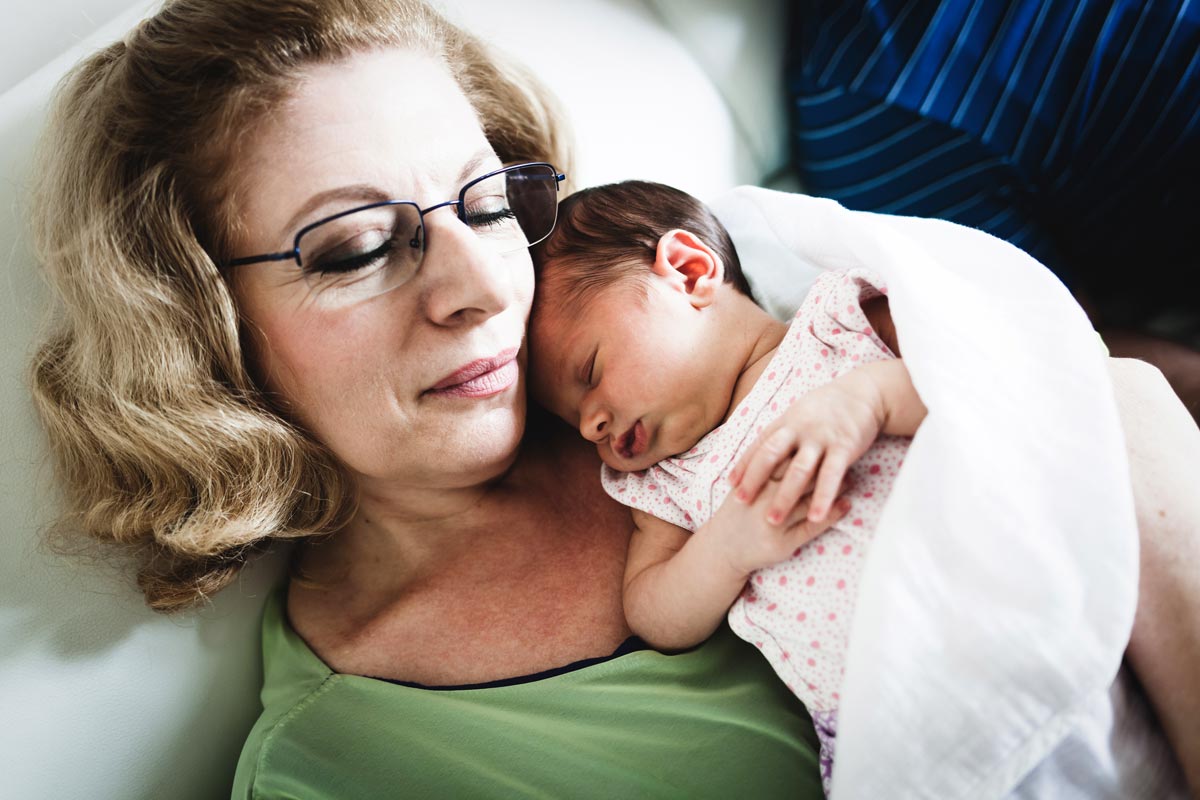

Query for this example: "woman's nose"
[421,216,518,326]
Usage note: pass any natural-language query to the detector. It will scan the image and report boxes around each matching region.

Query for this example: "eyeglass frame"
[223,161,567,269]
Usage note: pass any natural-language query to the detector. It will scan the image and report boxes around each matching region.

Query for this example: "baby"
[528,181,926,787]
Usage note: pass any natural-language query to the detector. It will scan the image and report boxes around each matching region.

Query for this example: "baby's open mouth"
[614,421,647,460]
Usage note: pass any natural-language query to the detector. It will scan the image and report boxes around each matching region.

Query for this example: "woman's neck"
[285,431,635,679]
[296,448,537,596]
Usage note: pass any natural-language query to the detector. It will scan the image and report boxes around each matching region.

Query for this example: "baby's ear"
[652,229,724,308]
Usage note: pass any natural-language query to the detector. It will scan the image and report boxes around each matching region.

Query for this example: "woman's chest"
[303,473,634,685]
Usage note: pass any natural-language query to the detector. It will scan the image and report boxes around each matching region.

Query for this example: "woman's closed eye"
[463,205,517,229]
[306,229,397,275]
[462,191,517,230]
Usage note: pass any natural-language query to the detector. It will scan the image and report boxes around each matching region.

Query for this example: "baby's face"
[529,276,729,472]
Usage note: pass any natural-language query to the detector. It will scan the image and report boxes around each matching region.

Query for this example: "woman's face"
[227,49,535,492]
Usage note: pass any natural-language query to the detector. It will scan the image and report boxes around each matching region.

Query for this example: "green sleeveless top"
[231,585,823,798]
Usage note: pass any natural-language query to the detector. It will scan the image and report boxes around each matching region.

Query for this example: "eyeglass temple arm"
[526,170,566,185]
[225,250,299,268]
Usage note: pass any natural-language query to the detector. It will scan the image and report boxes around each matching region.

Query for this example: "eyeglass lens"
[294,164,560,304]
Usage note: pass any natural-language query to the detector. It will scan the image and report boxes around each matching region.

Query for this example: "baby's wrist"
[858,359,923,435]
[692,520,756,584]
[843,363,890,429]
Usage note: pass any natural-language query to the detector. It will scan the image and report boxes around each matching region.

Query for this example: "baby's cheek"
[561,396,585,431]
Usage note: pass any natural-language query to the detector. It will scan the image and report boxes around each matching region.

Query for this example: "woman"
[28,0,1198,796]
[31,0,831,795]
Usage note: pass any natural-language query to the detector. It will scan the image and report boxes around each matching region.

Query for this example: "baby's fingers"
[782,497,851,553]
[807,451,852,522]
[731,427,796,504]
[766,442,824,525]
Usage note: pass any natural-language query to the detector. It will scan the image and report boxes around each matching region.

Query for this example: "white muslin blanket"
[709,187,1185,799]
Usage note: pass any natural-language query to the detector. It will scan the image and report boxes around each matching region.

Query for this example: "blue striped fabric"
[786,0,1200,318]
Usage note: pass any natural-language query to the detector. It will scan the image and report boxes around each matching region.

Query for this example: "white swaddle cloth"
[709,188,1185,799]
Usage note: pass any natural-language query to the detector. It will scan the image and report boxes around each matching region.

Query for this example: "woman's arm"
[1109,357,1200,795]
[857,303,1200,777]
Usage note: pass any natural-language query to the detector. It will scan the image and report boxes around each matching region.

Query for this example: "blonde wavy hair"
[28,0,572,613]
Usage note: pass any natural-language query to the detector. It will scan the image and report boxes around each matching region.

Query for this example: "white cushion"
[444,0,754,197]
[647,0,791,181]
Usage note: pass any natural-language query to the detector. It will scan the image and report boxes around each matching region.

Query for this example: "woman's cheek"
[253,307,371,424]
[511,253,537,320]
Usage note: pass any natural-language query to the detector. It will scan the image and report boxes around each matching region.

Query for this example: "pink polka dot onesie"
[602,268,908,789]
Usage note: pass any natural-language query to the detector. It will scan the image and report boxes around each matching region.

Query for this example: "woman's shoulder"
[260,582,335,684]
[231,582,340,797]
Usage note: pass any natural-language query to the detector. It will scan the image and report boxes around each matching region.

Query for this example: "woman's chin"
[344,401,527,487]
[449,407,526,476]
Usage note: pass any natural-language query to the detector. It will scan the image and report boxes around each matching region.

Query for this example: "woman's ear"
[651,229,724,308]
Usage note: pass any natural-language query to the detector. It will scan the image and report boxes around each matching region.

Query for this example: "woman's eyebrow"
[281,148,497,237]
[457,148,500,183]
[283,184,391,237]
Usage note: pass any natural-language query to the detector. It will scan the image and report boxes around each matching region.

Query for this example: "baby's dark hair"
[532,180,754,308]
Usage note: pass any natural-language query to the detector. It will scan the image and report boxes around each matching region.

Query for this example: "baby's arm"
[624,487,849,651]
[728,357,925,525]
[730,295,923,523]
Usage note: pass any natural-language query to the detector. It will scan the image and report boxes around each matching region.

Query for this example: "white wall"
[1,1,155,94]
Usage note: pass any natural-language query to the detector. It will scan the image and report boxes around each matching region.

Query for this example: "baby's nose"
[580,408,611,443]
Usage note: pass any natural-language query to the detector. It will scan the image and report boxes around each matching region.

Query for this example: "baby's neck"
[719,293,790,424]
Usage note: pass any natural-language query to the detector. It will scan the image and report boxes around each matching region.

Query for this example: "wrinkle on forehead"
[225,48,494,258]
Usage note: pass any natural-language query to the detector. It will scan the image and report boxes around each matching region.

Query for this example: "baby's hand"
[729,369,885,525]
[703,477,851,577]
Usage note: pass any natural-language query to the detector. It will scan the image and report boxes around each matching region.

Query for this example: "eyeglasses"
[224,162,565,305]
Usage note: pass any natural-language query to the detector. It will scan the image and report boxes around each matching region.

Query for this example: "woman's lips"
[614,420,648,460]
[427,349,519,398]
